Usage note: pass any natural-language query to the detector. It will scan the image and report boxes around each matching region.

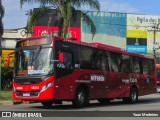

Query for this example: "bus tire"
[123,87,138,104]
[97,98,110,104]
[72,87,87,107]
[40,100,54,107]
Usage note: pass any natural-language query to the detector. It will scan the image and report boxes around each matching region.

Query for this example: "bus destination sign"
[17,37,52,47]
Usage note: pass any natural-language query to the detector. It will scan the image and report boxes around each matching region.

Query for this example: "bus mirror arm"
[50,60,59,64]
[50,59,64,64]
[7,52,15,67]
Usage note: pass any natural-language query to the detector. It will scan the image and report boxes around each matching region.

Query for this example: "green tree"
[26,7,50,34]
[20,0,100,38]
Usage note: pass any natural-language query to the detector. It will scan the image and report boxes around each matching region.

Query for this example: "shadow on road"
[30,94,160,110]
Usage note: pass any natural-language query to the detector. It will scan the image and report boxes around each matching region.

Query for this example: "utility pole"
[0,38,2,92]
[148,24,160,58]
[0,0,4,92]
[25,9,32,37]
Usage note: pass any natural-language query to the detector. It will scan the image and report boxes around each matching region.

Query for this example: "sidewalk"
[0,100,39,105]
[0,100,13,105]
[0,100,23,105]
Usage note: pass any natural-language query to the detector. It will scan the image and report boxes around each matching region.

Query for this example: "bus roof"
[19,36,154,60]
[58,37,154,60]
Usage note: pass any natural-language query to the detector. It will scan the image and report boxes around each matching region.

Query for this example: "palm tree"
[20,0,100,38]
[26,7,50,34]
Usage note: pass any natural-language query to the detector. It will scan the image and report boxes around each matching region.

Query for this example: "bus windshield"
[15,47,53,76]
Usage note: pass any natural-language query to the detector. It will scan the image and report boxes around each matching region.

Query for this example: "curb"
[13,100,23,105]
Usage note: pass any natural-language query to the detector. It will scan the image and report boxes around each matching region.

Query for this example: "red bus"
[156,64,160,92]
[12,36,157,107]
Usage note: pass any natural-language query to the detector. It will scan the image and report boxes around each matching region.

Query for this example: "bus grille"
[15,91,39,97]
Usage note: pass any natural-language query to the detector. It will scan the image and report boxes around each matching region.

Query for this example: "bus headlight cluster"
[41,82,53,92]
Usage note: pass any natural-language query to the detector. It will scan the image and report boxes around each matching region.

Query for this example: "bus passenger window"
[108,52,121,72]
[132,57,141,74]
[142,59,150,75]
[79,47,93,69]
[148,59,155,75]
[93,50,109,71]
[63,52,73,69]
[120,54,131,73]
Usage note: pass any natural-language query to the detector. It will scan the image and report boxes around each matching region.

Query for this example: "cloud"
[99,0,139,13]
[2,0,139,29]
[2,0,39,29]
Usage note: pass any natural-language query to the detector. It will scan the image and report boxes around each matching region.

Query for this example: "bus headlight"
[41,82,53,92]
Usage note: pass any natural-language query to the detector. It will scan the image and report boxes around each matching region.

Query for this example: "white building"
[2,28,28,49]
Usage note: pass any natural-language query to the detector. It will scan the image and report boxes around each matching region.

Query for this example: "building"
[1,28,28,67]
[2,11,160,57]
[30,10,160,56]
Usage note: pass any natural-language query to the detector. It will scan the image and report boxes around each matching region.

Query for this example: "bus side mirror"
[7,52,15,67]
[59,51,64,63]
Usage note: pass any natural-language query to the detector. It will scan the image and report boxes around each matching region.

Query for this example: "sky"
[3,0,160,29]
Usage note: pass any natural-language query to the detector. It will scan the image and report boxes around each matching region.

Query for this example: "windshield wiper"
[18,48,25,69]
[31,46,42,66]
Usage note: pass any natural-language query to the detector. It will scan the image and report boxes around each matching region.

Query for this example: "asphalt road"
[0,93,160,120]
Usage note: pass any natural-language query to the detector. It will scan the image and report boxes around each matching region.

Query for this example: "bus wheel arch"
[123,85,138,104]
[72,84,89,107]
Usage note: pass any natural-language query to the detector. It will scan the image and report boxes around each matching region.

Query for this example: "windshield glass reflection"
[15,47,53,76]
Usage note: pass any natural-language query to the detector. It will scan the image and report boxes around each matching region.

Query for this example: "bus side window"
[108,52,121,72]
[101,53,109,71]
[93,50,109,71]
[148,59,155,75]
[157,69,160,78]
[142,59,150,75]
[120,54,131,73]
[79,47,93,70]
[63,52,73,69]
[132,57,141,74]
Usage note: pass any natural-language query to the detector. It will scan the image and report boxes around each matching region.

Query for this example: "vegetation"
[1,57,13,90]
[1,66,13,90]
[26,7,50,33]
[20,0,100,38]
[0,90,12,101]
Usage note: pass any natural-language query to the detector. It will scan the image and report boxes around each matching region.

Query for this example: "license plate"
[23,93,30,97]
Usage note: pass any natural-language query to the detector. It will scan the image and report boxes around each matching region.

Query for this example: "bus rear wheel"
[72,87,87,107]
[40,100,54,107]
[123,87,138,104]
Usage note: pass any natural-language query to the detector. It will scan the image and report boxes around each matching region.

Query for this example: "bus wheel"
[40,100,54,107]
[97,98,110,104]
[72,87,87,107]
[123,87,138,104]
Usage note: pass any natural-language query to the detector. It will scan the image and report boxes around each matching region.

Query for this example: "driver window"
[63,52,73,69]
[57,51,73,69]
